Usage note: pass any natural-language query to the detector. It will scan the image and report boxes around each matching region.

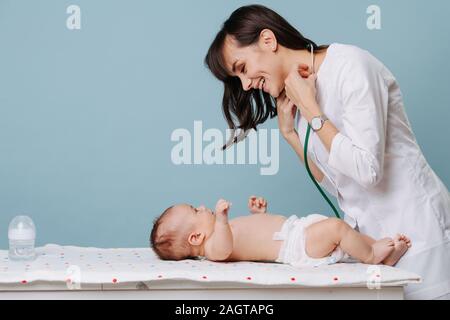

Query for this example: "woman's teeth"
[260,78,266,90]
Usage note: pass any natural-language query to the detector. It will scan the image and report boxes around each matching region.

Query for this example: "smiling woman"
[204,4,328,148]
[203,4,450,300]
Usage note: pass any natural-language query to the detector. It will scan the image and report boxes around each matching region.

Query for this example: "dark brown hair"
[204,4,328,149]
[149,206,193,261]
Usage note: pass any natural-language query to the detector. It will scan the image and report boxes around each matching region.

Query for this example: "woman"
[204,5,449,299]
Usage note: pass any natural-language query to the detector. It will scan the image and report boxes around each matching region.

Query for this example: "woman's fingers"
[299,70,310,78]
[285,98,296,118]
[277,97,291,117]
[279,97,296,119]
[298,63,310,71]
[291,104,297,118]
[277,90,297,137]
[277,90,287,106]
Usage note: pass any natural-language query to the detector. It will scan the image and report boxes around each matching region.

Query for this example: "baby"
[150,196,411,267]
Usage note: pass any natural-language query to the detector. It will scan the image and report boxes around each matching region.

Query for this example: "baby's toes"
[400,234,411,244]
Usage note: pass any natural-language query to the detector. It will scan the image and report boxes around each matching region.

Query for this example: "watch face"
[311,117,322,130]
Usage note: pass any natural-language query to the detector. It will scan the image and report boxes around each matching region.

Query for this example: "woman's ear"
[259,29,278,52]
[188,232,205,246]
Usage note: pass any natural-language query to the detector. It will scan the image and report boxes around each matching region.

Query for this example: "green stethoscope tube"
[304,123,342,219]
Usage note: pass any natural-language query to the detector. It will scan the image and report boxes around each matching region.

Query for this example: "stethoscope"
[304,43,341,219]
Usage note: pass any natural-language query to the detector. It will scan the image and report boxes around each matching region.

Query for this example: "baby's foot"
[397,234,412,248]
[382,234,411,266]
[369,238,395,264]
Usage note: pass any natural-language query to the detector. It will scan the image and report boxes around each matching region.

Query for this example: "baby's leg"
[335,229,410,266]
[358,232,411,266]
[305,218,395,264]
[359,234,376,246]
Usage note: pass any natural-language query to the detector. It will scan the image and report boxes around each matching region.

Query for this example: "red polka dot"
[246,277,252,281]
[158,275,163,278]
[333,277,339,281]
[112,278,118,283]
[376,274,380,278]
[66,278,72,284]
[21,280,27,284]
[202,276,208,279]
[291,277,296,282]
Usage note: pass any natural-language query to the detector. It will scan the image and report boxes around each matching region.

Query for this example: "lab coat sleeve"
[319,173,338,198]
[327,55,389,189]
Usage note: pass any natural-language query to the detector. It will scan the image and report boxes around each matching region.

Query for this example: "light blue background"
[0,0,449,249]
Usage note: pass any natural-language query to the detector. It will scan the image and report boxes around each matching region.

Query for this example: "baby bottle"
[8,215,36,261]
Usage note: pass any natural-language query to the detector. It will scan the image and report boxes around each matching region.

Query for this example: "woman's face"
[222,30,286,98]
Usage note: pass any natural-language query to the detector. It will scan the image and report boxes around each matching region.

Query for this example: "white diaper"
[273,214,349,267]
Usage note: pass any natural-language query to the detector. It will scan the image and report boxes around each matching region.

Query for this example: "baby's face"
[170,204,216,235]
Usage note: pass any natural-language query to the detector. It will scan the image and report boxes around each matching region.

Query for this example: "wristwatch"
[310,115,329,132]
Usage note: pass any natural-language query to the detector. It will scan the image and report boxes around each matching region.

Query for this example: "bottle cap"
[8,216,36,241]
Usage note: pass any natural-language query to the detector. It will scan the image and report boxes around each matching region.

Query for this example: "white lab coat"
[296,43,450,299]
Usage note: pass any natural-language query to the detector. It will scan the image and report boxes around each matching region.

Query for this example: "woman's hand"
[284,64,322,122]
[248,196,267,214]
[276,90,297,138]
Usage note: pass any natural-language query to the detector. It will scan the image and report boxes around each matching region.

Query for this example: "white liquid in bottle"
[8,216,36,261]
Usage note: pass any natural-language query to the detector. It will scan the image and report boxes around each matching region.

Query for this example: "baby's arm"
[204,199,233,261]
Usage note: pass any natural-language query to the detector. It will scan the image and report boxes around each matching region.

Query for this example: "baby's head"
[150,204,215,260]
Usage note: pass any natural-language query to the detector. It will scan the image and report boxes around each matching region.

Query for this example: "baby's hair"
[149,205,194,261]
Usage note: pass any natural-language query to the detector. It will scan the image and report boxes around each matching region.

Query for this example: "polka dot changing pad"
[0,244,421,287]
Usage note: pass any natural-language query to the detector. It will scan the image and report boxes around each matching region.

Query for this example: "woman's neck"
[283,47,327,76]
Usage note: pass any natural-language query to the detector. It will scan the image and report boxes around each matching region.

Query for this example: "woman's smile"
[259,77,267,92]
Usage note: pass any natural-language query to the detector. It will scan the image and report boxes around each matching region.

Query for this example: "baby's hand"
[248,196,267,214]
[214,199,231,224]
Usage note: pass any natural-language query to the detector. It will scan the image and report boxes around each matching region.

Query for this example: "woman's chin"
[274,87,284,98]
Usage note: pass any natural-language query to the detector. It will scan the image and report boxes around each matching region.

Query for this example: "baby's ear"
[188,232,205,246]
